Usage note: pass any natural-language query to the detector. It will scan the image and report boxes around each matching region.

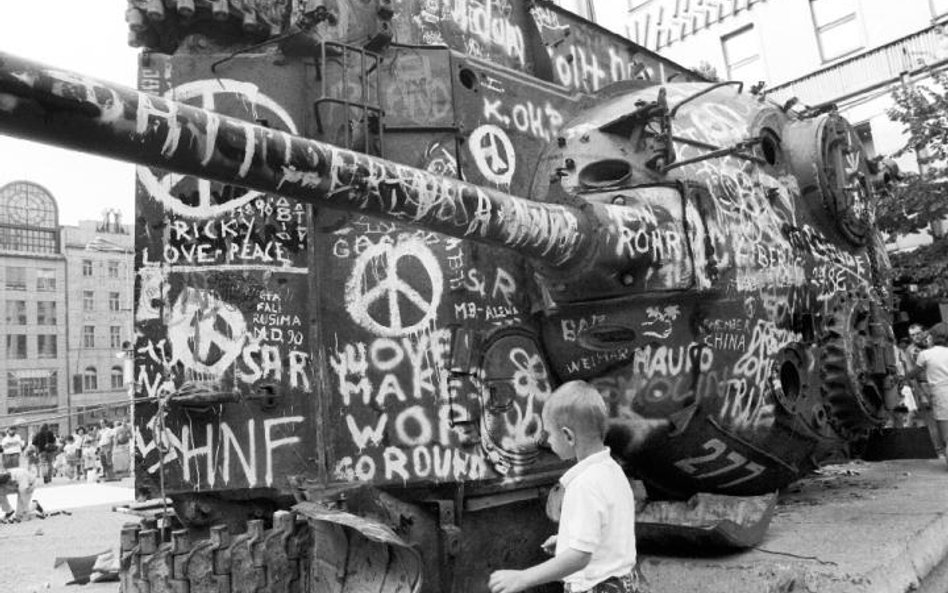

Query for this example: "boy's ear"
[562,426,575,445]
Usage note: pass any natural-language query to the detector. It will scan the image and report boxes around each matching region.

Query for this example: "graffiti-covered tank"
[0,0,900,591]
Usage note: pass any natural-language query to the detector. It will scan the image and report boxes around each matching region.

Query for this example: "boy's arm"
[489,547,591,593]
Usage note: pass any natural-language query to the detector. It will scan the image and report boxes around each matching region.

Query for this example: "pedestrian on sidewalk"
[111,419,132,477]
[0,467,38,521]
[63,435,81,480]
[79,426,97,481]
[31,424,57,484]
[96,419,115,481]
[489,381,643,593]
[909,322,948,466]
[1,427,24,469]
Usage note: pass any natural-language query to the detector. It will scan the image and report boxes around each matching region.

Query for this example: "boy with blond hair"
[489,380,641,593]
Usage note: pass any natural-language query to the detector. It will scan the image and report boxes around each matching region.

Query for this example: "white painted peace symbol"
[345,238,443,337]
[137,79,299,219]
[167,288,247,376]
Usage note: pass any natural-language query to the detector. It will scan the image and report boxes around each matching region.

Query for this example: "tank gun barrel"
[0,51,592,269]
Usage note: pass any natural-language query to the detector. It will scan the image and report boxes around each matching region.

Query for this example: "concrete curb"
[640,460,948,593]
[865,508,948,593]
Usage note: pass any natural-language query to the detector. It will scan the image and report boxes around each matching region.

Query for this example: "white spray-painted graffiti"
[345,237,444,338]
[136,78,299,219]
[480,345,551,474]
[151,287,310,388]
[468,124,516,186]
[329,327,488,482]
[532,6,656,92]
[482,96,564,142]
[449,0,525,66]
[135,410,303,487]
[140,196,308,269]
[642,305,680,339]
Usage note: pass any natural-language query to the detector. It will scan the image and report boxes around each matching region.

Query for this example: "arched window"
[83,366,97,392]
[111,366,124,390]
[0,181,60,254]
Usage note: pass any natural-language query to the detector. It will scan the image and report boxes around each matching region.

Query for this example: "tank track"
[120,510,311,593]
[819,291,887,437]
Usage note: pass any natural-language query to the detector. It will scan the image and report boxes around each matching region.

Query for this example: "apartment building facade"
[0,181,68,427]
[0,180,132,433]
[63,213,133,428]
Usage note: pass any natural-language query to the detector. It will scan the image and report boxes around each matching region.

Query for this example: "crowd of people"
[898,322,948,465]
[0,418,132,521]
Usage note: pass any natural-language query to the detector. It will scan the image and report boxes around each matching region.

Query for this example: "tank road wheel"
[120,511,311,593]
[119,507,424,593]
[820,292,888,437]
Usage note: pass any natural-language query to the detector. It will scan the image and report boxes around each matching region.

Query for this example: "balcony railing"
[767,26,948,107]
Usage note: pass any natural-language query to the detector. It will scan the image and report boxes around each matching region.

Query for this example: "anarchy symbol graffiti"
[345,238,443,337]
[167,288,248,376]
[137,79,299,219]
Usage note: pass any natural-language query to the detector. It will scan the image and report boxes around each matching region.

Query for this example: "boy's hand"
[489,569,529,593]
[541,535,557,555]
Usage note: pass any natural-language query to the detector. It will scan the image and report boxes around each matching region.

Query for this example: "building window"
[6,300,26,325]
[37,335,57,359]
[83,290,94,312]
[7,370,57,399]
[110,326,122,349]
[0,227,59,253]
[6,335,26,359]
[0,181,59,255]
[5,266,26,290]
[811,0,862,62]
[37,301,57,325]
[111,366,124,390]
[109,292,120,312]
[82,259,93,277]
[722,26,765,84]
[108,261,120,278]
[83,366,98,391]
[82,325,95,348]
[36,269,56,292]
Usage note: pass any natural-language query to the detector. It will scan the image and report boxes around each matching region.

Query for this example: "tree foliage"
[880,68,948,284]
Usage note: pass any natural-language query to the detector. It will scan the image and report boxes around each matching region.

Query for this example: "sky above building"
[0,2,138,225]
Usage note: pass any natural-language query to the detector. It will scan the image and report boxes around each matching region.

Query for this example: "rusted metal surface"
[635,492,778,550]
[0,47,900,499]
[295,501,423,593]
[124,0,697,91]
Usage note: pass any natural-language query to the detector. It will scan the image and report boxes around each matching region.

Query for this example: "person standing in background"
[906,324,930,369]
[111,419,132,477]
[1,427,24,469]
[80,426,98,481]
[96,419,115,481]
[909,322,948,467]
[63,435,81,480]
[31,424,57,484]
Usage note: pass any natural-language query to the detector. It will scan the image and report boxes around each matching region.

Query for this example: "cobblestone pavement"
[0,476,135,593]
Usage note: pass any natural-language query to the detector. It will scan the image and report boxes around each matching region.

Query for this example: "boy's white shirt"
[555,448,636,591]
